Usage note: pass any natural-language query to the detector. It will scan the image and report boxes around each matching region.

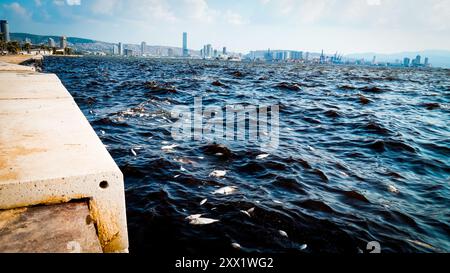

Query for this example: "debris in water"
[162,144,178,152]
[200,198,207,206]
[240,207,255,217]
[131,148,137,157]
[273,200,283,204]
[209,170,227,178]
[186,214,203,220]
[231,242,241,249]
[174,157,195,164]
[388,185,400,194]
[174,174,180,178]
[180,166,187,172]
[299,244,308,250]
[240,210,251,217]
[256,154,270,160]
[189,217,219,225]
[406,239,437,251]
[212,186,238,195]
[278,230,288,238]
[100,130,106,135]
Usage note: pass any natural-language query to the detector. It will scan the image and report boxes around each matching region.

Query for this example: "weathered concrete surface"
[0,65,129,252]
[0,201,102,253]
[0,55,43,65]
[0,61,35,72]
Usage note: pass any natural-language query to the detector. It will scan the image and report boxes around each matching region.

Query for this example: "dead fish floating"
[256,154,270,160]
[231,242,241,249]
[278,230,288,238]
[162,144,178,152]
[388,185,400,194]
[209,170,227,178]
[131,148,137,157]
[186,214,219,225]
[240,207,255,217]
[212,186,238,195]
[200,198,207,206]
[299,244,308,251]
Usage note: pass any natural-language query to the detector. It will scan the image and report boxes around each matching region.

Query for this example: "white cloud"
[366,0,381,6]
[34,0,42,6]
[181,0,218,23]
[53,0,65,6]
[3,2,30,19]
[224,10,248,25]
[90,0,176,22]
[66,0,81,6]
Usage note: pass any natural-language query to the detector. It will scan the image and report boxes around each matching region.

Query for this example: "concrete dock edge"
[0,60,129,253]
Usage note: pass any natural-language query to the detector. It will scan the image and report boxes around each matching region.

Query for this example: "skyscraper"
[112,44,118,55]
[168,48,174,57]
[403,57,411,67]
[223,47,227,55]
[0,20,10,42]
[48,38,55,48]
[182,32,188,57]
[60,36,67,49]
[118,42,123,56]
[206,44,212,58]
[415,55,421,66]
[141,41,146,56]
[424,57,429,67]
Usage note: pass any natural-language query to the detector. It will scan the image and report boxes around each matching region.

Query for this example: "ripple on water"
[43,57,450,253]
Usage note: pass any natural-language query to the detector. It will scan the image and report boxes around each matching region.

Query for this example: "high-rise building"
[112,44,118,55]
[291,51,303,60]
[206,44,212,58]
[203,45,207,58]
[60,36,67,49]
[182,32,188,57]
[141,41,146,56]
[222,47,227,55]
[124,49,133,56]
[403,57,411,67]
[0,20,10,42]
[414,55,421,66]
[118,42,123,56]
[424,57,429,67]
[168,48,174,57]
[48,38,55,48]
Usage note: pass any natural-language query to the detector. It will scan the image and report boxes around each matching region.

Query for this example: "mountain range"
[346,50,450,68]
[10,33,450,68]
[10,32,200,57]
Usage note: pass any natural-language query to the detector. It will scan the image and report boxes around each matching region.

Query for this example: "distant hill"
[11,32,96,45]
[10,32,200,56]
[346,50,450,68]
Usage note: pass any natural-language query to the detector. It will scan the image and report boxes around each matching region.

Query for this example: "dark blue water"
[43,56,450,253]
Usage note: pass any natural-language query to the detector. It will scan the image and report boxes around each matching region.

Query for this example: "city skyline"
[1,0,450,55]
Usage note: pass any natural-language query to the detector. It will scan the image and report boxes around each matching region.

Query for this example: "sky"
[1,0,450,54]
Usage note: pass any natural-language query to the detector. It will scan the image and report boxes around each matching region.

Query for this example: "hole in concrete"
[99,181,109,189]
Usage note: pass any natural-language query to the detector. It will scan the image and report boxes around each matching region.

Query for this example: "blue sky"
[1,0,450,54]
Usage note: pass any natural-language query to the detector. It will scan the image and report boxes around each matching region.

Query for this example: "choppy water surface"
[43,57,450,253]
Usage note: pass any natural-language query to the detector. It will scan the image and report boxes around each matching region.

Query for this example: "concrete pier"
[0,60,129,253]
